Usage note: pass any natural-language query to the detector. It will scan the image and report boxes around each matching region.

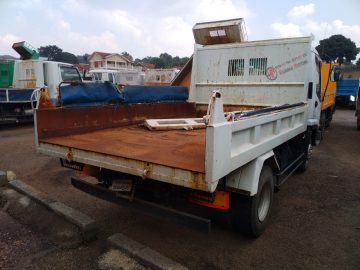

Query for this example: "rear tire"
[320,112,326,139]
[357,116,360,131]
[298,141,312,173]
[231,166,274,237]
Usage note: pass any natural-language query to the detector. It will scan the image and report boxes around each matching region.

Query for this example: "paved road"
[0,109,359,269]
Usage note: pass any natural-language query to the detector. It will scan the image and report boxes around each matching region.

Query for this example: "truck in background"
[144,68,179,86]
[336,79,359,108]
[356,86,360,130]
[33,19,339,237]
[89,69,144,85]
[0,60,15,88]
[0,41,81,124]
[318,62,341,140]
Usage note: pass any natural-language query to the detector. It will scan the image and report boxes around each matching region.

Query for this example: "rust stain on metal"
[25,80,36,88]
[142,162,152,179]
[38,88,56,109]
[41,125,206,173]
[66,148,74,162]
[36,102,197,140]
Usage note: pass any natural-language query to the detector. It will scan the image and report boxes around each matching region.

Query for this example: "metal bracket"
[204,90,226,126]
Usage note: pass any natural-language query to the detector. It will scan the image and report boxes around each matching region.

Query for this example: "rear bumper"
[0,102,34,124]
[71,175,211,232]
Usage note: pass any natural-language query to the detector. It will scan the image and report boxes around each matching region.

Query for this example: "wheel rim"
[307,144,313,160]
[258,182,271,222]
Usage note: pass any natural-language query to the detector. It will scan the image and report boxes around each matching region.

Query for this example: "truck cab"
[1,56,81,123]
[89,69,144,86]
[317,62,341,136]
[89,69,117,83]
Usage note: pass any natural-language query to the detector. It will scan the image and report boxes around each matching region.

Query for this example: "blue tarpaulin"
[0,89,34,102]
[59,82,124,107]
[122,85,188,104]
[0,90,6,102]
[59,83,188,107]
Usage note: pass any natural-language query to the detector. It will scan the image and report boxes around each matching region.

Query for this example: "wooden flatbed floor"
[40,125,206,173]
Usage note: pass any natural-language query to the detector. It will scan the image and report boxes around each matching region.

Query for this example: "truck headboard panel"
[189,37,313,107]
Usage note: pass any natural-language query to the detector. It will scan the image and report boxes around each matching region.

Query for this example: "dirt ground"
[0,109,359,269]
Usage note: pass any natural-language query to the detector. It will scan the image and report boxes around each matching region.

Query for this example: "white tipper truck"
[0,41,81,123]
[33,19,334,237]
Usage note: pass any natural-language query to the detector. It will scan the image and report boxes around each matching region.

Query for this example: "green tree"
[121,51,133,62]
[139,54,190,69]
[133,58,142,65]
[140,56,164,68]
[152,57,165,68]
[316,35,359,64]
[356,58,360,67]
[172,56,181,66]
[179,56,190,66]
[77,53,90,64]
[60,52,79,64]
[159,53,172,68]
[38,45,63,61]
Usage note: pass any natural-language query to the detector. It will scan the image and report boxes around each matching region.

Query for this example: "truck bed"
[35,91,308,193]
[40,125,205,173]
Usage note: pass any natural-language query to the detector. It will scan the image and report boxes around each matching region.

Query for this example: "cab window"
[60,66,81,81]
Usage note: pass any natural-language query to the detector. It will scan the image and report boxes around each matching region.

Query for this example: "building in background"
[144,68,179,86]
[88,52,133,70]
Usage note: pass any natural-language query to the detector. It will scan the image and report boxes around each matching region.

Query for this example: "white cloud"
[15,14,27,26]
[271,3,360,51]
[0,34,22,55]
[58,20,71,32]
[271,23,303,37]
[53,29,121,55]
[331,20,360,46]
[288,3,315,18]
[272,19,360,48]
[194,0,252,21]
[38,10,121,54]
[1,0,255,58]
[151,16,194,56]
[10,0,42,9]
[106,9,142,38]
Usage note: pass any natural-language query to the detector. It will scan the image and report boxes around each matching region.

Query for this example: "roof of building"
[74,64,90,71]
[89,52,132,63]
[92,51,111,58]
[141,63,155,69]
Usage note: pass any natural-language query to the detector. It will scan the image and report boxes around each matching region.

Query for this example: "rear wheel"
[298,139,312,173]
[320,112,326,139]
[357,116,360,131]
[231,166,274,237]
[325,109,332,128]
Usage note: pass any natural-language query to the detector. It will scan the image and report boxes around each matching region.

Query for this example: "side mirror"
[330,67,341,82]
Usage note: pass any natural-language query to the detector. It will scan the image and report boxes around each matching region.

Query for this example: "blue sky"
[0,0,359,59]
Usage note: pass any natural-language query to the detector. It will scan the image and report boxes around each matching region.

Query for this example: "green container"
[0,60,14,88]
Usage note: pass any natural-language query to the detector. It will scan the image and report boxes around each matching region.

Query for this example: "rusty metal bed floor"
[40,125,206,173]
